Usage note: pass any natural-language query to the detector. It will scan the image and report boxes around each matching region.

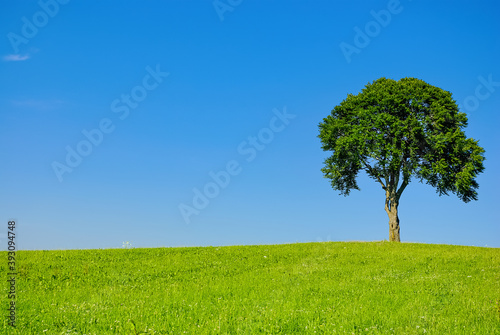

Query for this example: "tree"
[318,77,485,242]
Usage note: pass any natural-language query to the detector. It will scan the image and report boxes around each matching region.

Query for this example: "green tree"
[318,78,485,242]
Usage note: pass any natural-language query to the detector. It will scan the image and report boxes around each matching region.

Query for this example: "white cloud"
[3,54,30,62]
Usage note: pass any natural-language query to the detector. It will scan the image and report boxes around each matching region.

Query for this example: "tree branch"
[360,157,386,190]
[385,190,391,214]
[393,170,400,192]
[396,178,409,200]
[396,158,410,200]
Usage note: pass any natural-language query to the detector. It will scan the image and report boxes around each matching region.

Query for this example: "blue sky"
[1,0,499,250]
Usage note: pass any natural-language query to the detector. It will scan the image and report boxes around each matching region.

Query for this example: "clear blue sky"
[1,0,499,250]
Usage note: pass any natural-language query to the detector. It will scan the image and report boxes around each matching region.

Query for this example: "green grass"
[2,242,499,334]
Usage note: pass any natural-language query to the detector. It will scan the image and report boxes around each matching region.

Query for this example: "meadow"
[1,241,499,334]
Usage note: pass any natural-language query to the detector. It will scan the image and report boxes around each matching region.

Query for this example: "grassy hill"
[2,242,499,334]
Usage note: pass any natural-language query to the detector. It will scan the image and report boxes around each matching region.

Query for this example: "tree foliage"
[319,77,485,206]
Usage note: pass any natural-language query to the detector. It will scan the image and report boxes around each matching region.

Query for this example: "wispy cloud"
[3,54,30,62]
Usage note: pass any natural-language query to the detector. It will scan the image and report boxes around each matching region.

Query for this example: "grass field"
[2,241,499,334]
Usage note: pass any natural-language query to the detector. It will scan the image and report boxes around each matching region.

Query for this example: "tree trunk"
[385,191,401,242]
[387,205,400,242]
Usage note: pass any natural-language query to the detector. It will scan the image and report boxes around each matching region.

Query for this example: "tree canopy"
[318,77,485,241]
